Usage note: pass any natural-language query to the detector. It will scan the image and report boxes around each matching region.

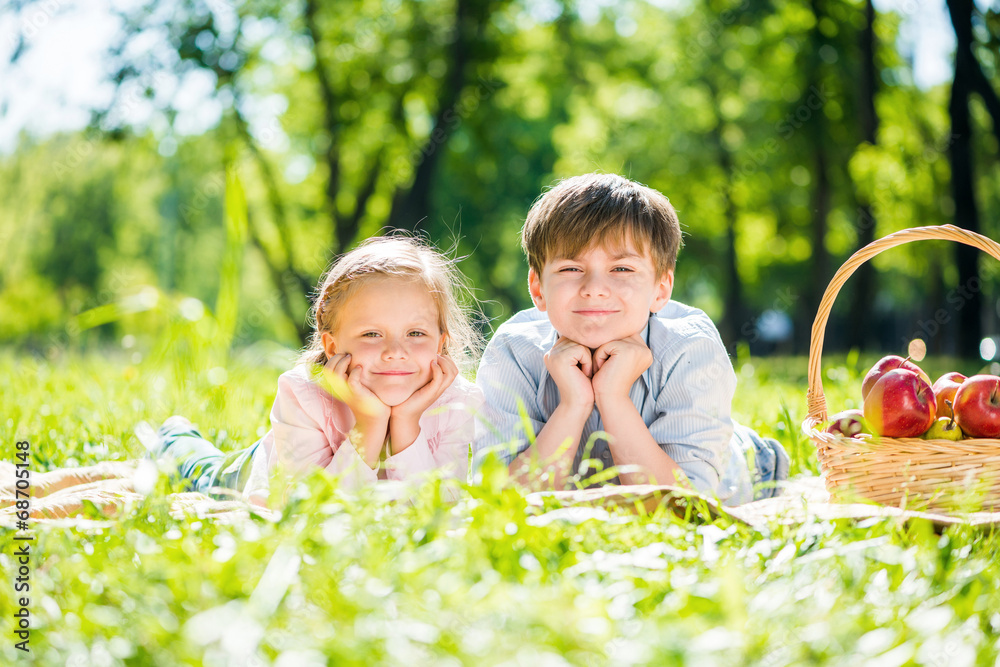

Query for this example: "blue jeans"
[155,416,260,497]
[734,422,790,501]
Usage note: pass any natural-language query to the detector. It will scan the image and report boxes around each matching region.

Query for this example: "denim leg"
[732,423,790,501]
[155,416,226,495]
[156,416,258,497]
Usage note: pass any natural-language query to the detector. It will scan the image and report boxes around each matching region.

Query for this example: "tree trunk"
[808,138,831,354]
[706,97,743,352]
[387,0,480,232]
[804,0,831,355]
[232,109,312,343]
[847,0,878,352]
[946,0,984,359]
[303,0,346,250]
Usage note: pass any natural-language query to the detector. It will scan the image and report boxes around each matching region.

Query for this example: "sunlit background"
[2,0,998,361]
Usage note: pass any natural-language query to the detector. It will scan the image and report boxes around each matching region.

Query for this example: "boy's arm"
[645,336,736,496]
[473,332,548,475]
[593,334,684,486]
[509,402,591,489]
[508,336,594,488]
[596,400,684,486]
[474,332,593,489]
[594,333,735,493]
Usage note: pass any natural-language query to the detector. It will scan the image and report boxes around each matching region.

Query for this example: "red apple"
[952,375,1000,438]
[932,372,967,419]
[863,369,937,437]
[861,355,933,400]
[823,409,870,438]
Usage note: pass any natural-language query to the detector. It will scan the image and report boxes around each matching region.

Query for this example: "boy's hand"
[544,336,595,412]
[592,334,653,405]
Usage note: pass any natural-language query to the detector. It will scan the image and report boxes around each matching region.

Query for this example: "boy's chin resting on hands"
[544,333,653,406]
[591,334,653,405]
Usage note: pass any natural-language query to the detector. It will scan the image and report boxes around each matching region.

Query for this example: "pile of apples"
[824,355,1000,441]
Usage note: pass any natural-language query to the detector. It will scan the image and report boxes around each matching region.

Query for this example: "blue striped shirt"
[473,301,754,504]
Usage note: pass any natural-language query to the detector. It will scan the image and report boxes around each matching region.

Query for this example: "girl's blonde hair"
[299,235,482,373]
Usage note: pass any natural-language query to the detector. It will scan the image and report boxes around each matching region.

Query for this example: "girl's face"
[322,277,446,407]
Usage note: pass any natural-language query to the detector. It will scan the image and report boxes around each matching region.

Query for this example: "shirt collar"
[638,315,654,393]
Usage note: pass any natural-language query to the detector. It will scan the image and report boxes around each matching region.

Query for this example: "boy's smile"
[528,240,673,349]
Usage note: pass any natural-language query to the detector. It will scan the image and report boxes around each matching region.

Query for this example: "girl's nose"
[382,338,408,360]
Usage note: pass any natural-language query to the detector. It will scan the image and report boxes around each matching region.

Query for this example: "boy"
[473,173,787,505]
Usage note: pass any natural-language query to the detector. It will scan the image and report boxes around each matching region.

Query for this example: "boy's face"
[528,239,673,349]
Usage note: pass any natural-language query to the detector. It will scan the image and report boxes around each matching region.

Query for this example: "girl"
[152,236,484,507]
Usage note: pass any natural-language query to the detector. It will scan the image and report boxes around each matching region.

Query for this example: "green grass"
[2,349,1000,666]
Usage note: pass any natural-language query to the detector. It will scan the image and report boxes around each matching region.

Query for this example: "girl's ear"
[321,331,337,358]
[438,331,449,355]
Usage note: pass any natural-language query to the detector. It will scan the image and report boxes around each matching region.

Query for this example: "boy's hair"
[521,173,683,276]
[299,235,482,372]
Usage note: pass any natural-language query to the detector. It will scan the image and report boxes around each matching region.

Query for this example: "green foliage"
[4,352,1000,664]
[3,0,998,353]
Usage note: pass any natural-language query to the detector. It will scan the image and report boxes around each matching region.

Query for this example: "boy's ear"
[528,268,547,312]
[650,269,674,314]
[321,331,337,358]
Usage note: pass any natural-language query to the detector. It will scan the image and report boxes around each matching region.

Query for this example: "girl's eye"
[361,332,381,338]
[408,331,427,337]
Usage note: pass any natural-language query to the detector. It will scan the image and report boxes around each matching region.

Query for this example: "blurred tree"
[1,0,998,357]
[846,0,879,352]
[946,0,1000,357]
[96,0,509,343]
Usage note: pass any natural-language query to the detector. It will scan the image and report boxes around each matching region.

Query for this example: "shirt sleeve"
[386,381,483,482]
[472,334,547,475]
[270,371,337,474]
[647,334,737,499]
[324,440,379,490]
[270,368,376,487]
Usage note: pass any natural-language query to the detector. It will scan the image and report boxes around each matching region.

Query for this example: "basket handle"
[806,224,1000,426]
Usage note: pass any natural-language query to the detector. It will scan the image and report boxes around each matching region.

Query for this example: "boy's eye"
[558,267,582,273]
[612,266,635,272]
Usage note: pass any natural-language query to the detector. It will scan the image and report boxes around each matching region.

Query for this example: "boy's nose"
[580,275,609,297]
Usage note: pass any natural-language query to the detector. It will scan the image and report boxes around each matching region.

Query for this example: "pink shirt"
[242,362,483,503]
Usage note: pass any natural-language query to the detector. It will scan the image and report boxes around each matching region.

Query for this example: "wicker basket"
[802,224,1000,511]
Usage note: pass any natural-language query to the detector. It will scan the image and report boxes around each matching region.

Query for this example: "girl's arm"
[384,379,482,482]
[269,368,382,489]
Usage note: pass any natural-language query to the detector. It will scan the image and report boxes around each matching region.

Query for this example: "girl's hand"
[326,353,390,467]
[391,355,459,421]
[388,355,458,454]
[325,353,391,421]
